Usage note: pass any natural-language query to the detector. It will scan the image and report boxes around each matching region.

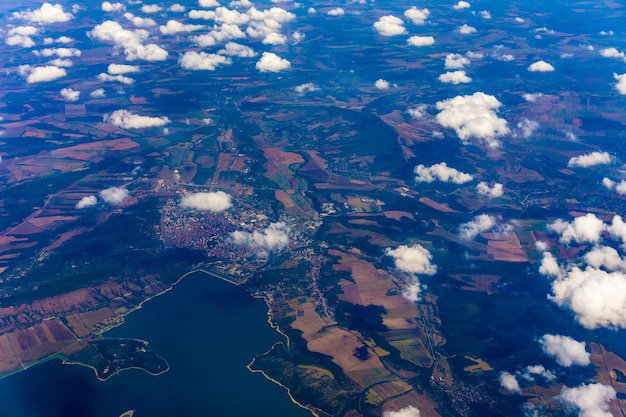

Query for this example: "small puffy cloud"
[33,47,81,58]
[383,405,421,417]
[466,51,484,59]
[60,88,80,102]
[255,52,291,72]
[476,182,503,198]
[231,222,291,254]
[459,214,498,240]
[97,73,134,85]
[180,191,232,212]
[90,88,106,98]
[438,70,472,84]
[107,63,140,75]
[514,118,539,138]
[104,110,170,129]
[520,365,556,382]
[478,10,491,19]
[262,32,287,45]
[169,4,186,12]
[457,24,476,34]
[453,1,471,10]
[199,0,221,7]
[327,7,345,16]
[90,21,168,61]
[295,83,319,94]
[374,15,407,37]
[180,51,232,70]
[188,9,216,19]
[18,65,67,83]
[49,58,73,67]
[528,60,555,72]
[375,79,391,89]
[600,47,624,59]
[99,187,129,205]
[385,244,437,275]
[558,383,616,417]
[141,4,163,13]
[602,177,615,190]
[444,53,470,69]
[407,105,427,119]
[102,1,125,12]
[414,162,473,184]
[584,246,626,272]
[613,73,626,95]
[8,26,38,36]
[75,195,97,209]
[567,151,611,168]
[499,371,521,393]
[523,92,544,102]
[435,92,510,148]
[404,7,430,25]
[218,42,256,57]
[539,334,590,367]
[548,213,606,245]
[160,20,205,35]
[6,35,35,48]
[407,35,435,47]
[539,252,563,278]
[124,13,158,27]
[13,3,73,24]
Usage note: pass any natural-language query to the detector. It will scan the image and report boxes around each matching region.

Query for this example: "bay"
[0,271,312,417]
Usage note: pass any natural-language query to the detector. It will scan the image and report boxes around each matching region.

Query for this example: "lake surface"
[0,271,312,417]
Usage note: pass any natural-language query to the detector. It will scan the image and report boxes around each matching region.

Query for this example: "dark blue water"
[0,272,311,417]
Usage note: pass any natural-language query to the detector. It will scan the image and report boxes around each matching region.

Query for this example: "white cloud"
[457,24,476,34]
[327,7,345,16]
[407,35,435,47]
[584,245,626,272]
[60,88,80,102]
[188,9,216,19]
[478,10,491,19]
[453,1,471,10]
[180,191,232,212]
[523,92,544,102]
[548,213,606,245]
[435,92,510,149]
[90,88,106,98]
[528,60,555,72]
[90,21,168,61]
[169,4,186,12]
[567,151,611,168]
[262,32,287,45]
[199,0,221,7]
[600,47,624,59]
[375,79,391,89]
[230,0,253,7]
[466,51,484,59]
[6,35,35,48]
[373,15,407,36]
[520,365,556,382]
[514,118,539,138]
[613,73,626,95]
[102,1,125,12]
[499,372,520,393]
[43,36,73,45]
[97,73,135,85]
[18,65,67,83]
[385,244,437,275]
[8,26,38,36]
[383,405,421,417]
[255,52,291,72]
[104,110,170,129]
[404,7,430,25]
[438,70,472,84]
[141,4,163,13]
[13,3,73,24]
[75,195,97,209]
[295,83,319,94]
[602,177,615,190]
[407,105,427,119]
[218,42,256,57]
[231,222,290,254]
[558,383,616,417]
[99,187,130,205]
[539,334,590,367]
[444,53,470,69]
[123,13,157,27]
[476,182,503,198]
[108,64,140,75]
[179,51,232,70]
[49,58,73,67]
[160,20,205,34]
[459,214,498,240]
[414,162,473,184]
[33,47,81,58]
